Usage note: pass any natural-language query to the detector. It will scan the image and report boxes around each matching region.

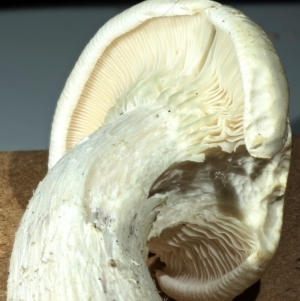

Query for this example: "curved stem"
[8,104,186,300]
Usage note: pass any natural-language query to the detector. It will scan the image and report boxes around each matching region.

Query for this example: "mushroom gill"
[49,11,245,168]
[146,146,290,300]
[149,220,256,300]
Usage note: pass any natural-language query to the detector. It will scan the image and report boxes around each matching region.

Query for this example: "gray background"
[0,3,299,151]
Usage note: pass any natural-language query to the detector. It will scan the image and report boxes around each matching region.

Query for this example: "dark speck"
[108,259,117,267]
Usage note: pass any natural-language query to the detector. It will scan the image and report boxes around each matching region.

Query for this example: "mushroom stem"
[8,103,185,300]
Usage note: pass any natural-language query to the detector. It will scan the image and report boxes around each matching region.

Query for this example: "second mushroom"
[8,1,291,301]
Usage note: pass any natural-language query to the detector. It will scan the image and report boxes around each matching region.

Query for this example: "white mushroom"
[8,1,291,301]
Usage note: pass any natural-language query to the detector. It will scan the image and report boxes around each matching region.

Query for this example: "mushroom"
[8,0,291,301]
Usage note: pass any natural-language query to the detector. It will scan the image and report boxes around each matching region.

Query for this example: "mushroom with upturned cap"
[8,1,291,301]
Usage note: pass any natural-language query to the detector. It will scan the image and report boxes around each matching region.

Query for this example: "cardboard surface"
[0,139,299,300]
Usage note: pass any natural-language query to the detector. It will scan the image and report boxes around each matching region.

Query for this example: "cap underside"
[65,13,244,154]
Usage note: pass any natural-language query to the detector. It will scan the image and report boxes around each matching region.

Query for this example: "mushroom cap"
[48,0,289,169]
[8,1,291,301]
